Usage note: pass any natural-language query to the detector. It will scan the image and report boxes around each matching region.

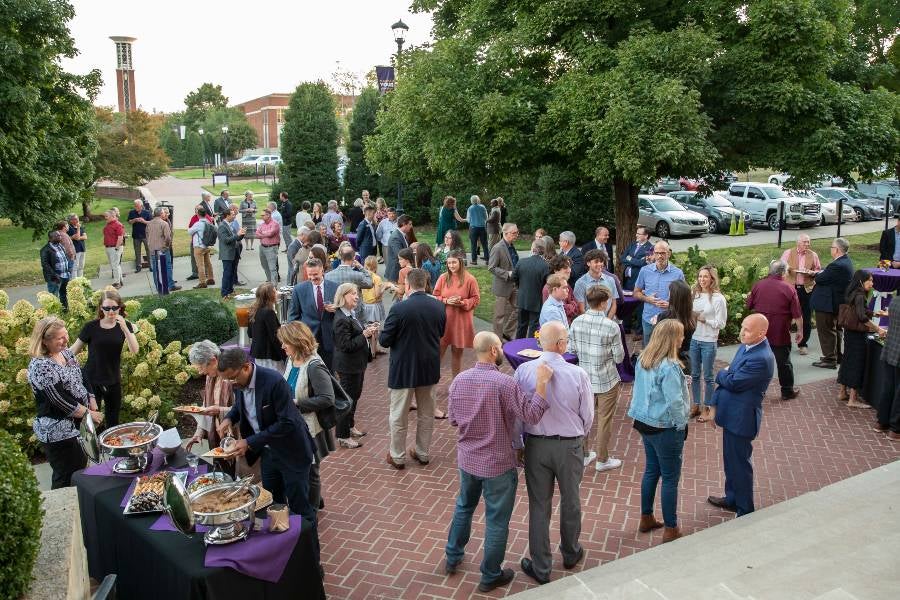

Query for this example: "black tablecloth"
[863,337,885,406]
[73,461,325,600]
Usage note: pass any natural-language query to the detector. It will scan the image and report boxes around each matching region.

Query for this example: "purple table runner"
[120,465,209,508]
[502,326,635,382]
[83,447,167,478]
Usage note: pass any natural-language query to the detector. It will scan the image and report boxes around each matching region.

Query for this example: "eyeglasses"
[653,251,668,255]
[100,306,120,312]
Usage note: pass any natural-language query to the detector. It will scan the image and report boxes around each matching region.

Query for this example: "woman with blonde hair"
[627,319,690,544]
[278,321,336,512]
[361,255,394,354]
[248,282,286,373]
[28,317,103,488]
[70,288,138,426]
[690,266,727,421]
[312,202,324,225]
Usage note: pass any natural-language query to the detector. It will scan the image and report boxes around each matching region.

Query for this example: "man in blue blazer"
[809,238,854,368]
[216,348,316,523]
[355,205,378,260]
[287,257,339,369]
[707,314,775,517]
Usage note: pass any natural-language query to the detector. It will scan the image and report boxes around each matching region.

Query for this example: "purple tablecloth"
[503,331,635,382]
[347,233,358,250]
[83,447,167,478]
[619,295,640,329]
[863,268,900,293]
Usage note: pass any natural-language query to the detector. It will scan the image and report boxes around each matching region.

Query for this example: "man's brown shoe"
[638,514,664,533]
[689,405,701,418]
[386,453,404,470]
[889,431,900,441]
[408,448,429,466]
[194,283,208,289]
[206,279,215,285]
[662,526,682,543]
[707,495,737,512]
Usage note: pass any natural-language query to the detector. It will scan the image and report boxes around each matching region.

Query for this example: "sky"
[61,0,434,113]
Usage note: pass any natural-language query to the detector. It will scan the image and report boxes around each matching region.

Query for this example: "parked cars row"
[227,154,282,166]
[814,187,885,221]
[667,191,750,234]
[638,194,709,238]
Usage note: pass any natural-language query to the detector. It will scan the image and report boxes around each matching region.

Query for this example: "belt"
[527,434,582,441]
[262,243,279,248]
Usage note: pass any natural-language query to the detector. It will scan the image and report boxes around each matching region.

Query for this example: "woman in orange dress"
[432,250,480,418]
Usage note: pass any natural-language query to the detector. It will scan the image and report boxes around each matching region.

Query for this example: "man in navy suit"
[558,231,585,287]
[707,314,775,517]
[581,226,615,273]
[379,269,447,469]
[216,347,316,522]
[355,204,378,260]
[287,257,339,369]
[809,237,854,368]
[619,226,655,291]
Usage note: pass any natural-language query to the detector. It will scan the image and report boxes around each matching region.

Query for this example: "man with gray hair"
[558,231,585,287]
[287,226,311,285]
[127,199,152,273]
[325,245,374,320]
[488,222,521,341]
[466,194,489,265]
[146,206,181,293]
[513,240,550,338]
[322,199,343,232]
[747,260,802,399]
[810,237,854,369]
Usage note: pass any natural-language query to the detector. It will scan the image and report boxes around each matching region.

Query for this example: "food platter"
[123,471,188,515]
[187,472,233,494]
[99,421,163,474]
[201,446,240,459]
[173,405,206,414]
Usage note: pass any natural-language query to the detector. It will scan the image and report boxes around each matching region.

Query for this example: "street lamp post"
[391,19,409,213]
[198,128,206,177]
[221,125,229,167]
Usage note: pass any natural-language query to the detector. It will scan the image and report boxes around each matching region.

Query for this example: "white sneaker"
[595,457,623,472]
[583,451,597,467]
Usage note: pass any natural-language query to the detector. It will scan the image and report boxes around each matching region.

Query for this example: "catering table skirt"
[347,232,358,250]
[503,327,635,382]
[619,296,640,330]
[863,337,885,407]
[863,268,900,293]
[72,469,325,600]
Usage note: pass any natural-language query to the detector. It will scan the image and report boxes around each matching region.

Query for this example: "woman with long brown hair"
[627,319,690,544]
[435,196,466,245]
[655,280,695,371]
[70,288,138,426]
[248,282,287,373]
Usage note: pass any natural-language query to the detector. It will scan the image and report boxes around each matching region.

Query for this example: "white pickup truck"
[727,183,820,230]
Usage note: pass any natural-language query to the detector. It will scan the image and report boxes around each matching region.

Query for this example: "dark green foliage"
[281,83,340,204]
[137,292,238,346]
[182,131,204,167]
[0,429,43,598]
[345,88,382,200]
[162,128,183,168]
[0,0,101,235]
[184,83,229,131]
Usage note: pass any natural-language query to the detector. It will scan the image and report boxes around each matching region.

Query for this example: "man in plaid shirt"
[568,285,625,472]
[444,331,552,593]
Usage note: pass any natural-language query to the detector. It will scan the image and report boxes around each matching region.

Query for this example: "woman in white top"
[690,265,727,422]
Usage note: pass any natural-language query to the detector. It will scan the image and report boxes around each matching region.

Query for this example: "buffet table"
[863,337,885,408]
[863,268,900,293]
[73,455,325,600]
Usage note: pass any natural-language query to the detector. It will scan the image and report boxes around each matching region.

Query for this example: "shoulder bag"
[837,303,868,332]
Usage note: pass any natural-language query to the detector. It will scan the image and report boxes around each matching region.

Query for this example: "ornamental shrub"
[0,429,43,599]
[135,292,237,347]
[0,280,194,456]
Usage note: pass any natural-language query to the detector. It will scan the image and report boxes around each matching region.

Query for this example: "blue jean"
[46,279,69,310]
[221,260,234,297]
[149,250,175,293]
[642,319,655,347]
[445,468,517,584]
[639,427,684,528]
[689,339,717,406]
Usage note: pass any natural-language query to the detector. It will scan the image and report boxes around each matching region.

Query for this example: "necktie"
[316,285,324,314]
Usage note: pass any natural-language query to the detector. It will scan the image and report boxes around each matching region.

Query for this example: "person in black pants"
[28,317,104,488]
[248,283,287,373]
[70,289,138,427]
[876,298,900,439]
[332,282,378,449]
[513,240,550,338]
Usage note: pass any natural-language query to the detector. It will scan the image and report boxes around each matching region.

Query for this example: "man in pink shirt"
[256,207,282,284]
[781,234,821,355]
[444,331,551,592]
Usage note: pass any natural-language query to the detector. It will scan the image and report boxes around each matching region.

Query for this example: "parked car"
[667,191,750,234]
[228,154,282,166]
[793,190,855,225]
[768,172,791,185]
[638,194,708,238]
[814,187,885,222]
[855,181,900,214]
[678,177,700,191]
[726,182,820,230]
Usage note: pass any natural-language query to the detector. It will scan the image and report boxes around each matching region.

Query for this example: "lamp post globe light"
[221,125,229,166]
[391,19,409,213]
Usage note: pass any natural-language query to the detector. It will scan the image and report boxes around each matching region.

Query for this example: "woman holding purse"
[278,321,336,513]
[838,270,886,408]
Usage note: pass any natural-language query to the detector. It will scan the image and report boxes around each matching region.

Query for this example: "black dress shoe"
[563,547,584,570]
[445,560,458,575]
[186,274,199,281]
[781,387,801,400]
[520,558,549,585]
[811,361,837,369]
[477,568,514,593]
[236,280,247,286]
[707,495,738,512]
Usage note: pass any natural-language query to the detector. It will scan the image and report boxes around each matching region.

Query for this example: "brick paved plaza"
[316,351,900,599]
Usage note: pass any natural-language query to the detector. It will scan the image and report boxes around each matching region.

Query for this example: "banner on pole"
[376,65,395,95]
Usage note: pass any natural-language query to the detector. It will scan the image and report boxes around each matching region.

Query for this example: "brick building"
[235,93,357,151]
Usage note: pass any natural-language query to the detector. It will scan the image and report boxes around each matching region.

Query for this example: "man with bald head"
[633,240,685,345]
[706,314,775,517]
[444,331,552,591]
[514,321,594,584]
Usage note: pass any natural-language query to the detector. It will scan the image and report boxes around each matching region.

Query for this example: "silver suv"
[727,183,820,230]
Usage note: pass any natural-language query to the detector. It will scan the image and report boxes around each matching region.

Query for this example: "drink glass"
[186,453,199,478]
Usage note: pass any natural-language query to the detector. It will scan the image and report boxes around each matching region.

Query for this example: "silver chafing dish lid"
[164,473,195,534]
[78,411,101,464]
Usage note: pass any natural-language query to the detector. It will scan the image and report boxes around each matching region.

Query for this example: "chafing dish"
[165,477,260,545]
[98,421,163,474]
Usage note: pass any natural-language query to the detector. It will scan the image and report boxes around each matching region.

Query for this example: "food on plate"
[187,473,230,494]
[174,405,205,413]
[192,489,254,513]
[104,432,154,447]
[126,472,171,512]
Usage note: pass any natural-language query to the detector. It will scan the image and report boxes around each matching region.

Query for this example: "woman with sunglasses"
[70,289,138,427]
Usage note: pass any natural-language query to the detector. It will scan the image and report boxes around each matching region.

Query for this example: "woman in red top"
[432,250,480,418]
[102,209,126,288]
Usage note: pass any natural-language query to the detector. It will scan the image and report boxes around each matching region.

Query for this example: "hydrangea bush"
[0,279,197,456]
[672,246,770,344]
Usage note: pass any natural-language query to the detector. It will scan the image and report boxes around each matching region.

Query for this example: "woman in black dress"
[332,282,378,449]
[248,282,287,373]
[28,317,104,488]
[70,289,138,426]
[655,280,696,373]
[838,270,886,408]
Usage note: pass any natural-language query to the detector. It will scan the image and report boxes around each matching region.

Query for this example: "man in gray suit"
[385,215,412,283]
[513,239,549,339]
[488,223,520,341]
[325,245,374,320]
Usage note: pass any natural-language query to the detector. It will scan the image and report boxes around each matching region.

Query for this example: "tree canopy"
[0,0,101,234]
[281,82,339,203]
[94,107,169,187]
[184,83,229,130]
[369,0,900,249]
[344,88,382,200]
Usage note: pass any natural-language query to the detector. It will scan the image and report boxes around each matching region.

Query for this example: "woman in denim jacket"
[627,319,690,543]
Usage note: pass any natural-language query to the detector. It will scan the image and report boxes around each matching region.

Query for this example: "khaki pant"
[493,288,517,340]
[587,384,620,462]
[105,246,123,283]
[815,310,842,364]
[388,386,434,464]
[193,247,213,283]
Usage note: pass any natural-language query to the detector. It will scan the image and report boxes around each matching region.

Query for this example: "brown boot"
[662,526,682,543]
[689,405,701,419]
[838,385,849,402]
[638,514,663,533]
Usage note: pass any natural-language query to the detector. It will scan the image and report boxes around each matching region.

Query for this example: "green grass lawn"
[203,180,273,197]
[413,226,532,251]
[168,168,208,180]
[0,197,191,288]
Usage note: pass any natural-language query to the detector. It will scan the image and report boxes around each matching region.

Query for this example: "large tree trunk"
[81,198,94,221]
[613,176,639,281]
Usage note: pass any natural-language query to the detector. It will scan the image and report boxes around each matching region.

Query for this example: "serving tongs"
[222,475,255,502]
[137,410,159,437]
